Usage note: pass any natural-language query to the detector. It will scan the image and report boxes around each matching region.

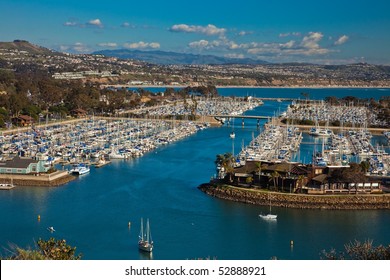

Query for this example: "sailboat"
[259,194,277,220]
[138,218,153,252]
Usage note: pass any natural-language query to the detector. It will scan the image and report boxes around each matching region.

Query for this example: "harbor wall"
[0,171,75,187]
[198,183,390,210]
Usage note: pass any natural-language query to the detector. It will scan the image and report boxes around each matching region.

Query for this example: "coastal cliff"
[198,183,390,210]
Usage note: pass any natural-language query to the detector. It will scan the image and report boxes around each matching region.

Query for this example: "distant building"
[0,156,50,174]
[71,108,87,118]
[12,115,34,127]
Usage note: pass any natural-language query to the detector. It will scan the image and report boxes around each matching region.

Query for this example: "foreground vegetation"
[3,238,81,260]
[321,240,390,260]
[3,237,389,260]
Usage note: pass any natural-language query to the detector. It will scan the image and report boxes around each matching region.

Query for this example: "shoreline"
[198,183,390,210]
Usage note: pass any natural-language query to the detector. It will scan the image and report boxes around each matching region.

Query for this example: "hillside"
[92,49,268,65]
[0,40,58,56]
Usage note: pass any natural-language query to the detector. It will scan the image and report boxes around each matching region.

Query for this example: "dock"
[94,161,111,168]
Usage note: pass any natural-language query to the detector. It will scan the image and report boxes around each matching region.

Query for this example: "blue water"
[1,88,389,260]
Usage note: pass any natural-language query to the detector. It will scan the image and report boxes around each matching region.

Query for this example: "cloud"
[63,21,78,27]
[59,42,91,53]
[334,35,349,45]
[238,30,253,36]
[246,32,332,57]
[121,22,136,28]
[87,19,103,28]
[169,24,226,36]
[188,38,244,51]
[279,32,301,38]
[97,42,118,48]
[301,32,323,49]
[123,41,160,49]
[189,40,209,49]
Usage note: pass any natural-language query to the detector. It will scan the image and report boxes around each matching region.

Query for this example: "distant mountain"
[0,40,58,55]
[92,49,268,65]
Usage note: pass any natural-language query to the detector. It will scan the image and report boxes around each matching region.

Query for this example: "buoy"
[290,240,294,246]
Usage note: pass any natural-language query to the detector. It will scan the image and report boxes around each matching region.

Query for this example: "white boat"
[70,163,90,175]
[138,218,153,253]
[109,150,128,159]
[259,194,277,220]
[230,132,235,139]
[0,183,15,190]
[259,213,278,220]
[47,226,55,232]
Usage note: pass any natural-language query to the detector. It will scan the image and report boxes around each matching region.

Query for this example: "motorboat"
[47,226,55,232]
[70,163,90,175]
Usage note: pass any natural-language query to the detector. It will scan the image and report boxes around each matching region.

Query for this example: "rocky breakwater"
[198,183,390,210]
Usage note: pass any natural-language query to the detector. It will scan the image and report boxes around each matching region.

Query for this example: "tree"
[5,237,81,260]
[255,162,262,187]
[215,153,234,182]
[269,171,280,191]
[296,174,306,193]
[360,160,370,173]
[321,240,390,260]
[245,176,254,187]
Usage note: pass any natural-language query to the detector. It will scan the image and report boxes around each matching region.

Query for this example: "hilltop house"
[0,156,50,175]
[71,108,87,118]
[12,115,34,127]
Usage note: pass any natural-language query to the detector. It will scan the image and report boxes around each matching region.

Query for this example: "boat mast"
[146,219,150,243]
[140,218,144,241]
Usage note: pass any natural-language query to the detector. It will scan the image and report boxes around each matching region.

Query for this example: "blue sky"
[1,0,390,64]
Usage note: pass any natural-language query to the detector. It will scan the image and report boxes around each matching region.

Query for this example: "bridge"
[212,115,271,120]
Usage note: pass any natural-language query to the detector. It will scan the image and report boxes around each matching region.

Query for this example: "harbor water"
[0,88,389,260]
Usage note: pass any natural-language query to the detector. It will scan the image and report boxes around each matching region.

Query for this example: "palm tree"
[296,174,306,193]
[215,153,234,181]
[270,171,280,191]
[255,162,262,187]
[360,160,370,174]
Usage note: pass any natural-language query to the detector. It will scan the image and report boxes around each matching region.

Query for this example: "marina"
[0,88,389,260]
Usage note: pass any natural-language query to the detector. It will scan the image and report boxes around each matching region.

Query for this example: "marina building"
[0,157,50,175]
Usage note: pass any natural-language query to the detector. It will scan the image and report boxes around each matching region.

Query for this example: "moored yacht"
[70,163,90,175]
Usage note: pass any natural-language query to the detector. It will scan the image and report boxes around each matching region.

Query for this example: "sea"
[1,88,389,260]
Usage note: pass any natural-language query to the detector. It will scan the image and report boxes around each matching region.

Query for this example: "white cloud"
[123,41,160,49]
[87,19,103,28]
[148,42,161,49]
[281,40,296,49]
[189,40,209,49]
[334,35,349,45]
[121,22,136,28]
[169,24,226,36]
[238,30,253,36]
[279,32,301,38]
[59,45,70,51]
[73,42,91,52]
[63,21,77,27]
[301,32,323,49]
[58,43,91,53]
[97,42,118,48]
